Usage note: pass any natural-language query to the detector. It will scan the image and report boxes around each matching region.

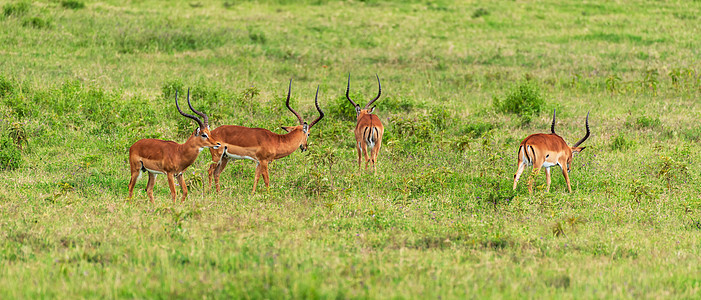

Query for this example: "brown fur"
[354,110,384,173]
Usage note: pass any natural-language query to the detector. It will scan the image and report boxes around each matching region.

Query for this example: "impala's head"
[281,80,324,152]
[566,112,590,172]
[175,88,221,150]
[346,73,381,122]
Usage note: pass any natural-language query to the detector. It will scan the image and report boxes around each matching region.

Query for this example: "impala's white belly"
[144,167,165,175]
[225,152,258,162]
[541,161,557,168]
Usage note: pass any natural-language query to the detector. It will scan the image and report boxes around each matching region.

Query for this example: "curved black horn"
[572,112,590,147]
[551,109,556,134]
[309,85,325,128]
[175,89,204,129]
[186,88,209,128]
[345,73,359,108]
[285,79,304,125]
[364,73,382,109]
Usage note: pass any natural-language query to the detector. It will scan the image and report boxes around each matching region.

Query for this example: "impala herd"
[128,75,592,203]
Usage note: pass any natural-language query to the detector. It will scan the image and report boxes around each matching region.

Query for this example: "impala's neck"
[177,135,204,167]
[276,129,305,157]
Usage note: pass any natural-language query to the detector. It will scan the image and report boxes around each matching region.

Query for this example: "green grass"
[1,0,700,298]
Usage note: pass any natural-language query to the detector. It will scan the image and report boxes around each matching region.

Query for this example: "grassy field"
[1,0,700,298]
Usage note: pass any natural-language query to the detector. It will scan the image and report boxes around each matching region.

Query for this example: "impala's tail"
[364,126,380,149]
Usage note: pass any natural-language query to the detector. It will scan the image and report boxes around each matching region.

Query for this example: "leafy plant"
[493,81,545,120]
[8,122,28,149]
[610,134,634,151]
[472,7,489,18]
[0,135,22,170]
[3,2,29,17]
[656,155,689,190]
[61,0,85,9]
[605,74,621,94]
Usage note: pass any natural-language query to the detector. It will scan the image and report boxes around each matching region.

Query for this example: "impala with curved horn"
[128,89,221,204]
[207,79,324,193]
[346,73,384,173]
[512,110,590,193]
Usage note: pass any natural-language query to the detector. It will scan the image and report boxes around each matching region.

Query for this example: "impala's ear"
[572,146,586,153]
[355,105,361,114]
[280,126,292,133]
[195,127,201,136]
[369,105,376,113]
[303,122,309,133]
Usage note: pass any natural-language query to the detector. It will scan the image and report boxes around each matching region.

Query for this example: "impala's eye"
[202,134,208,138]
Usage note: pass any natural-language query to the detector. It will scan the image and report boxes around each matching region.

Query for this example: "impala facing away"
[207,80,324,193]
[512,110,590,193]
[128,90,221,204]
[346,73,384,173]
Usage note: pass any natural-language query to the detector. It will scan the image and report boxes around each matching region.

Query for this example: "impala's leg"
[527,166,542,194]
[176,173,188,202]
[545,167,552,192]
[252,162,262,194]
[371,141,381,174]
[260,161,270,190]
[513,147,526,190]
[213,157,229,193]
[128,165,140,199]
[356,141,363,170]
[166,173,177,203]
[513,162,526,190]
[363,144,370,171]
[207,147,223,190]
[561,163,573,193]
[146,172,156,204]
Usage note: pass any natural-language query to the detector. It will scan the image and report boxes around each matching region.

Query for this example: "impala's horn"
[345,73,359,108]
[175,89,204,130]
[364,73,382,109]
[285,79,304,125]
[572,112,590,147]
[186,88,209,128]
[309,85,324,128]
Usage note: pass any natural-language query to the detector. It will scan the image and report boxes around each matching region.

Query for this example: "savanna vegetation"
[0,0,700,298]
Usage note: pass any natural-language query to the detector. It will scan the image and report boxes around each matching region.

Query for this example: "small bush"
[3,2,29,17]
[0,135,22,171]
[61,0,85,9]
[472,7,489,18]
[611,134,634,151]
[460,121,496,138]
[635,116,661,129]
[328,95,356,121]
[382,96,416,113]
[22,16,51,29]
[0,74,14,98]
[493,81,544,117]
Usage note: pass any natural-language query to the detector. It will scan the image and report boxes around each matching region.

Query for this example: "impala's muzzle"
[300,144,308,152]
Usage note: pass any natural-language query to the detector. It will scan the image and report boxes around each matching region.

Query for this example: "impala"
[512,110,590,193]
[207,79,324,193]
[346,73,384,173]
[128,89,221,203]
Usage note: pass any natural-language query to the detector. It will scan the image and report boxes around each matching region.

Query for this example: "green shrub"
[635,116,661,129]
[328,95,357,121]
[493,81,545,117]
[472,7,489,18]
[22,16,51,29]
[3,2,29,17]
[0,74,14,98]
[61,0,85,9]
[0,135,22,171]
[611,134,634,151]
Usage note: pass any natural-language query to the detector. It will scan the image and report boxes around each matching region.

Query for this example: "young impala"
[207,79,324,193]
[346,73,384,173]
[512,110,590,193]
[128,89,221,203]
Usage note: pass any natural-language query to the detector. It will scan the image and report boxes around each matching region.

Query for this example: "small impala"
[207,79,324,193]
[346,73,384,173]
[512,110,590,193]
[128,89,221,203]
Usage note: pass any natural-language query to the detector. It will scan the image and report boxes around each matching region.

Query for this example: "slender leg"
[146,173,156,204]
[545,167,551,192]
[207,163,217,189]
[363,144,370,171]
[260,161,270,190]
[166,173,177,203]
[176,174,188,202]
[128,168,139,199]
[527,165,542,194]
[207,147,224,190]
[513,162,526,190]
[356,142,363,170]
[371,140,382,174]
[252,162,261,194]
[213,157,229,193]
[561,165,573,193]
